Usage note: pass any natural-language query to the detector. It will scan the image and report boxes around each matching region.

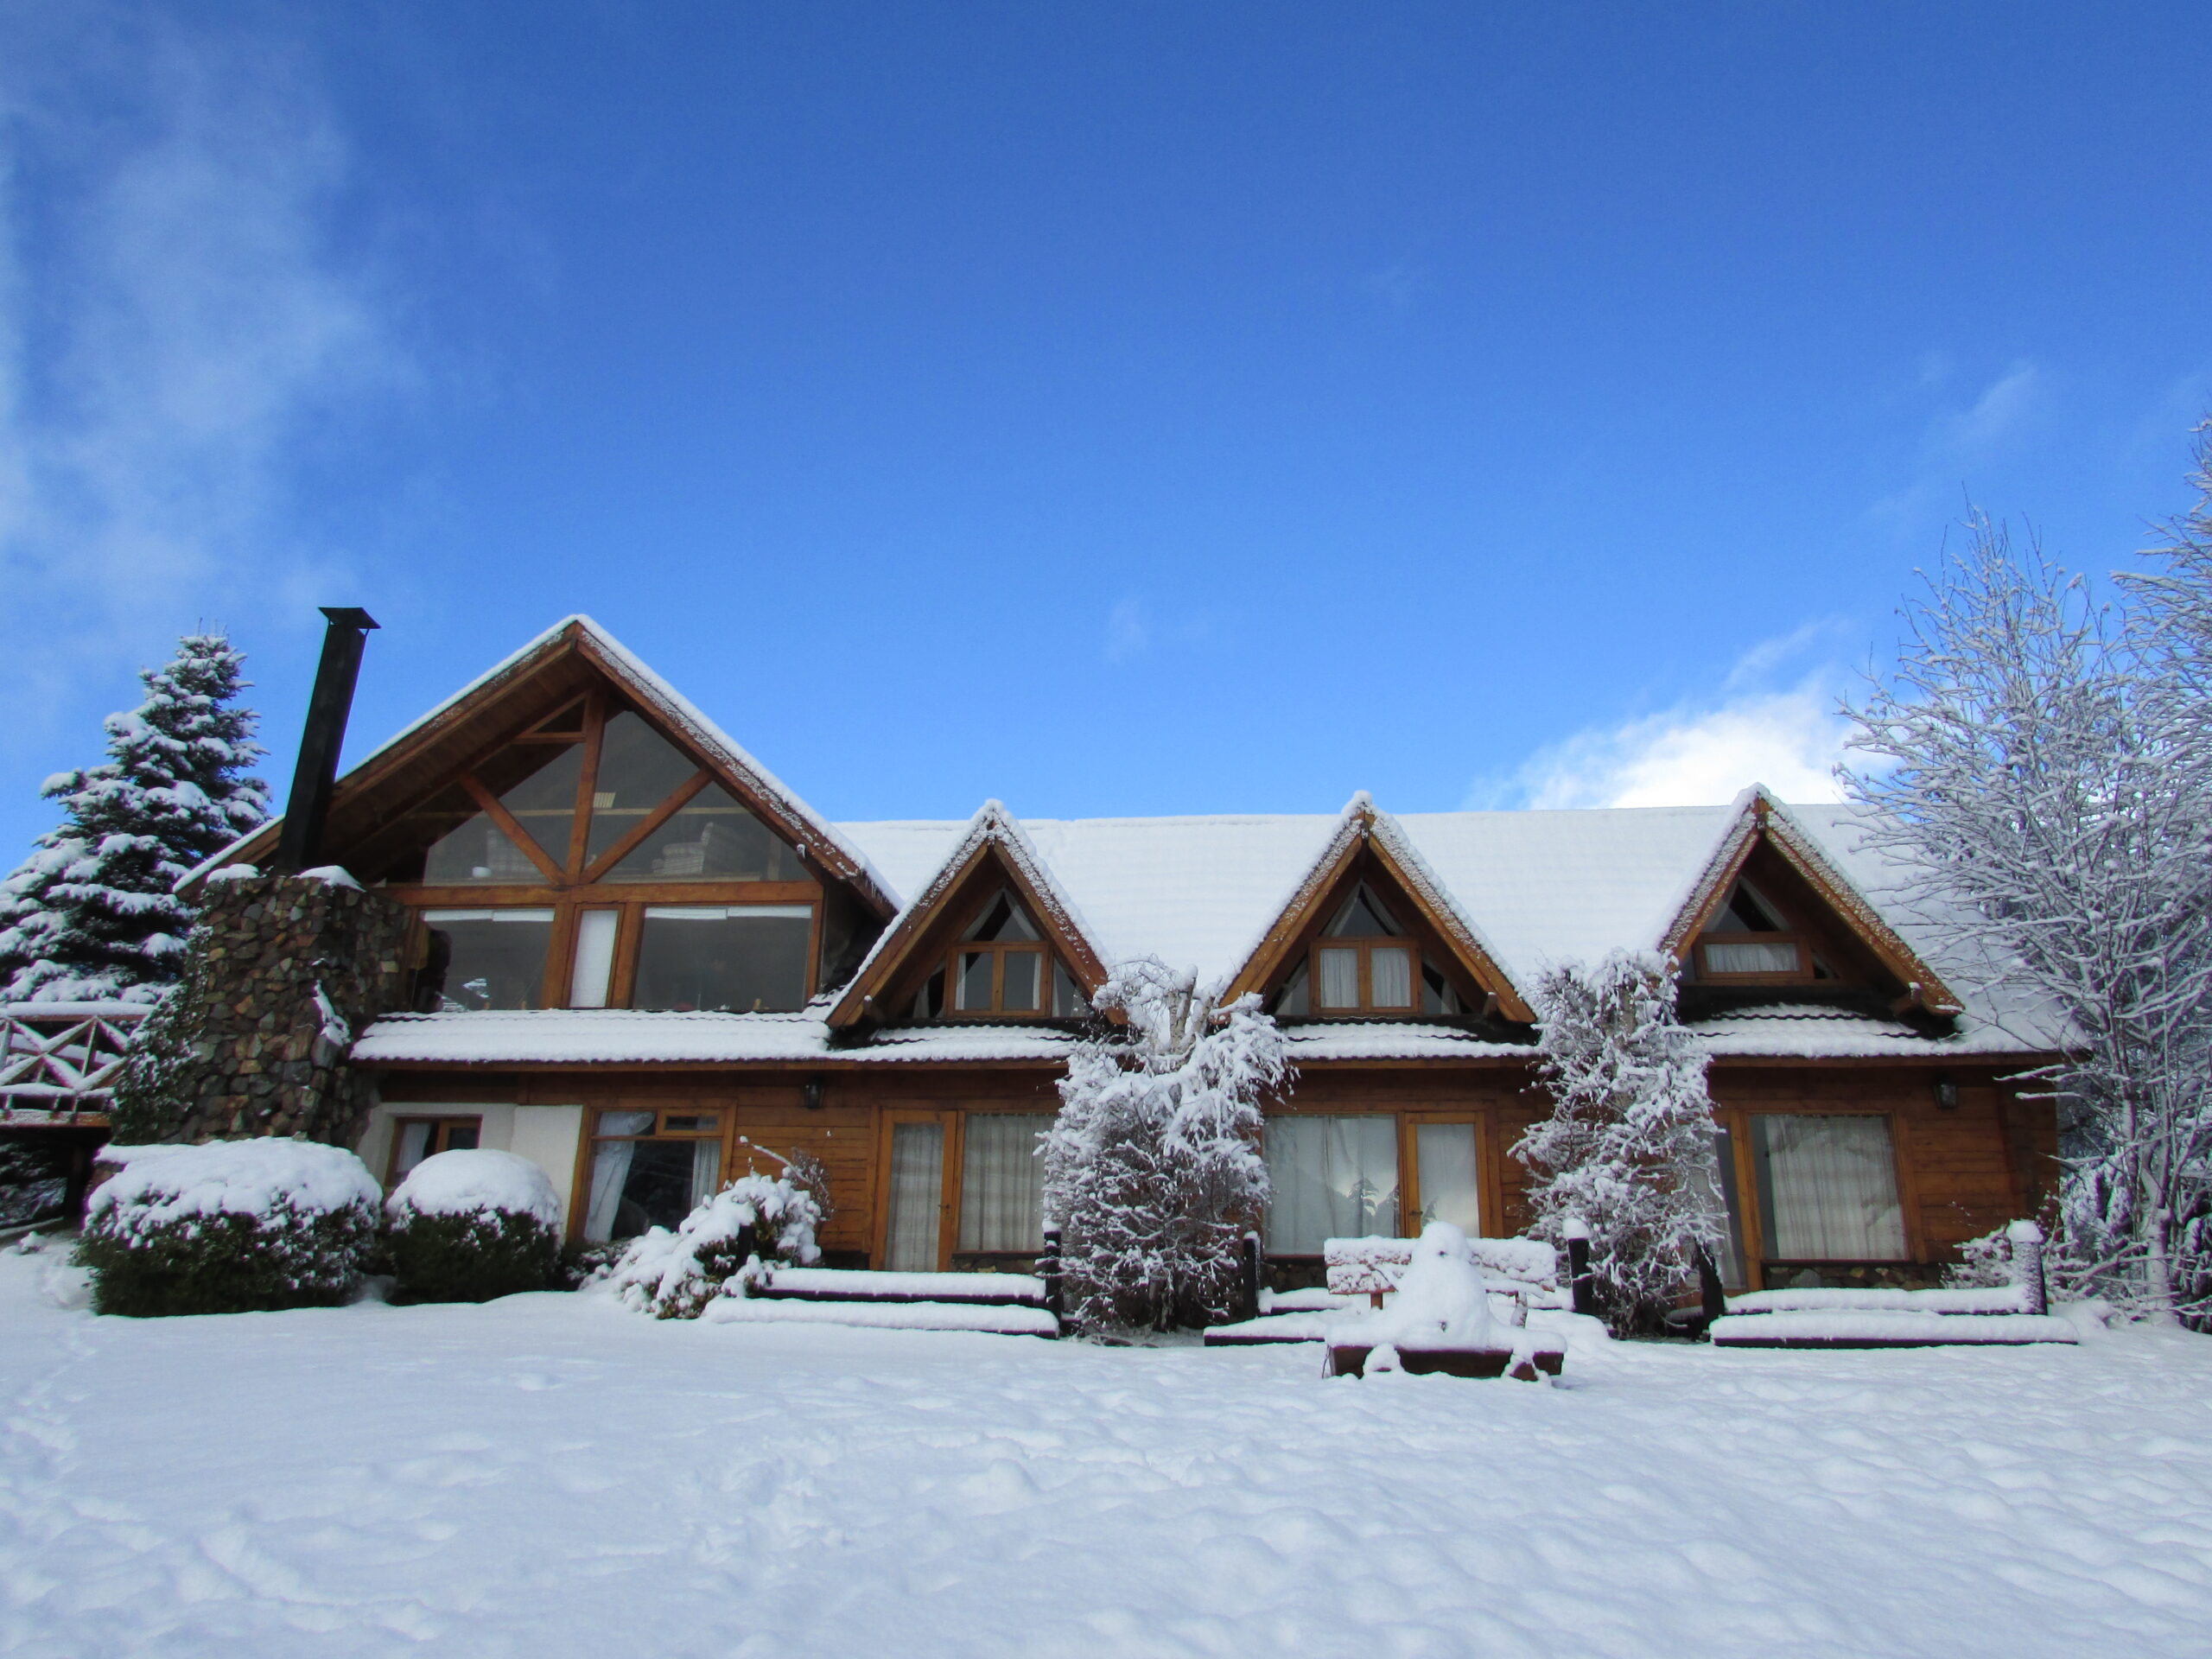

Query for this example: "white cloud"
[1514,688,1853,810]
[0,10,397,735]
[1103,596,1147,664]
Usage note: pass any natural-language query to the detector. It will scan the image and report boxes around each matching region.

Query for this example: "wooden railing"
[0,1002,148,1127]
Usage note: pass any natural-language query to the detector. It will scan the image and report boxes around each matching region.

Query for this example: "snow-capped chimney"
[274,608,379,874]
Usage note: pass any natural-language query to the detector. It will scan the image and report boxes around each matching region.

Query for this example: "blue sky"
[1,3,2207,859]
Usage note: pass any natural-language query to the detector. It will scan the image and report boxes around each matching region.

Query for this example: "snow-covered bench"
[1709,1222,2076,1349]
[1204,1231,1562,1349]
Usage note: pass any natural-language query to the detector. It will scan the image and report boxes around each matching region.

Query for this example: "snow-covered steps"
[1709,1310,2079,1348]
[728,1266,1061,1338]
[1203,1313,1332,1347]
[749,1266,1050,1308]
[704,1297,1061,1338]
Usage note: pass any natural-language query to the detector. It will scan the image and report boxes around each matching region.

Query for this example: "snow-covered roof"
[353,1009,1085,1067]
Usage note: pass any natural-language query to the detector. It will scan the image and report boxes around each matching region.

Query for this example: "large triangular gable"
[827,801,1109,1029]
[187,616,897,918]
[1658,785,1961,1016]
[1219,793,1535,1022]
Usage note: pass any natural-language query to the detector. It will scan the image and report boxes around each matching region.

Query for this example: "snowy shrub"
[385,1149,563,1303]
[79,1139,380,1317]
[605,1174,823,1319]
[1946,1227,2018,1291]
[1043,959,1287,1332]
[1516,950,1724,1337]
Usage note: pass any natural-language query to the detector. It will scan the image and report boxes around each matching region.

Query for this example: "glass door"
[880,1112,953,1271]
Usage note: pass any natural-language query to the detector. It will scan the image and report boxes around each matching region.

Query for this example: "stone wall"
[124,872,414,1148]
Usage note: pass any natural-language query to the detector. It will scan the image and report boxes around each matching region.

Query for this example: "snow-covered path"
[3,1252,2209,1657]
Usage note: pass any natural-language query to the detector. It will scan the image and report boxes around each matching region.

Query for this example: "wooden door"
[877,1109,958,1271]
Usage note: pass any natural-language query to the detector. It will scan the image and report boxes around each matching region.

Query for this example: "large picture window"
[1751,1114,1906,1261]
[420,909,555,1010]
[632,906,813,1013]
[582,1109,725,1242]
[1263,1115,1401,1254]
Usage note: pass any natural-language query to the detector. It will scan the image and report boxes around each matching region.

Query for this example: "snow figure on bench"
[1324,1222,1566,1382]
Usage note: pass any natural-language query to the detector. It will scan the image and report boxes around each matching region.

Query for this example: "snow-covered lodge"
[188,617,2057,1293]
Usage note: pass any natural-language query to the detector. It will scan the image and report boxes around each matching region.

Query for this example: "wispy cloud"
[0,8,399,736]
[1868,359,2046,535]
[1483,628,1858,810]
[1103,596,1147,664]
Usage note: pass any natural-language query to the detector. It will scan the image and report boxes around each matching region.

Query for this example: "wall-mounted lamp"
[801,1077,826,1112]
[1933,1073,1959,1110]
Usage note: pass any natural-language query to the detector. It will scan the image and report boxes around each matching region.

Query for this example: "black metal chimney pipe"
[273,607,379,874]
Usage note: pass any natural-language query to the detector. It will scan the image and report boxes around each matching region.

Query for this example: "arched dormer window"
[908,889,1090,1020]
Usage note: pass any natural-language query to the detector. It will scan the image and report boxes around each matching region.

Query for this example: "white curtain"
[690,1140,722,1208]
[1415,1122,1480,1233]
[394,1121,435,1181]
[1264,1116,1400,1254]
[1318,948,1360,1009]
[583,1141,634,1243]
[885,1122,944,1270]
[1706,940,1800,975]
[1758,1115,1906,1260]
[1370,946,1412,1008]
[958,1115,1049,1252]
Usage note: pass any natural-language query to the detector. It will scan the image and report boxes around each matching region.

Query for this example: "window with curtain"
[631,906,813,1012]
[957,1114,1050,1253]
[1751,1114,1907,1260]
[884,1121,944,1270]
[1263,1116,1401,1253]
[1414,1122,1480,1233]
[1306,885,1425,1014]
[420,910,556,1010]
[582,1109,724,1243]
[386,1116,480,1186]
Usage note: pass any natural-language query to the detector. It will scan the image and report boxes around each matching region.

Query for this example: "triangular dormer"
[1221,794,1535,1026]
[190,617,896,1013]
[1660,785,1961,1020]
[828,802,1107,1030]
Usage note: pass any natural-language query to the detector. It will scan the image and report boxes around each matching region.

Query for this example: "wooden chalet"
[189,617,2061,1294]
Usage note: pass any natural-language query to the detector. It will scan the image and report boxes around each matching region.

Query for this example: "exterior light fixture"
[801,1077,826,1112]
[1933,1073,1959,1110]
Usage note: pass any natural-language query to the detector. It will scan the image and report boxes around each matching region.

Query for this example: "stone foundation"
[118,872,413,1148]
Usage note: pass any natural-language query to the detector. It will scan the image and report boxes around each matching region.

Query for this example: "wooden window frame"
[1695,931,1812,985]
[1402,1114,1485,1236]
[385,1115,483,1186]
[1716,1105,1917,1290]
[945,942,1051,1019]
[874,1108,961,1271]
[1308,938,1421,1015]
[567,1105,734,1243]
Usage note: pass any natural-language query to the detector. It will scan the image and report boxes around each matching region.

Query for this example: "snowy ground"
[3,1250,2209,1658]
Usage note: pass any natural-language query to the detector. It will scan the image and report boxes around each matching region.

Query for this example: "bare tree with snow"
[1041,958,1287,1332]
[1846,503,2212,1324]
[1516,949,1725,1336]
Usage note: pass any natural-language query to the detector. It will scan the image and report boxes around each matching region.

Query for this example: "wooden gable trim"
[188,619,897,920]
[1220,801,1535,1023]
[827,810,1109,1030]
[1660,790,1962,1017]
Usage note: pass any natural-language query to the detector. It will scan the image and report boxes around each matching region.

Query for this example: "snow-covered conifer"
[1041,959,1287,1331]
[1516,949,1724,1335]
[0,634,270,1003]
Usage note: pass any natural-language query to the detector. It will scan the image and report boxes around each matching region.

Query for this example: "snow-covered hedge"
[605,1174,822,1319]
[385,1149,563,1303]
[79,1139,380,1317]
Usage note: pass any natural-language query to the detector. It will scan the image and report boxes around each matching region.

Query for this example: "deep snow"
[3,1248,2209,1657]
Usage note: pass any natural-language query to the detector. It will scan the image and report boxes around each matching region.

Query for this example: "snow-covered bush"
[79,1139,379,1317]
[385,1149,563,1303]
[1516,950,1724,1337]
[1042,959,1287,1332]
[605,1174,823,1319]
[0,633,270,1004]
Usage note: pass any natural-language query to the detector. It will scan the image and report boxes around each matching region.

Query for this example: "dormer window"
[907,890,1089,1020]
[1696,880,1824,982]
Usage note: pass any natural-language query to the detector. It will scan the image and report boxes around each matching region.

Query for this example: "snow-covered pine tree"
[0,633,271,1003]
[1041,958,1287,1332]
[1516,949,1725,1336]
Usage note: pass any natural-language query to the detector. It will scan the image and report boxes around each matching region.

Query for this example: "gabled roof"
[185,616,897,917]
[1656,785,1963,1015]
[827,801,1108,1028]
[1216,793,1536,1022]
